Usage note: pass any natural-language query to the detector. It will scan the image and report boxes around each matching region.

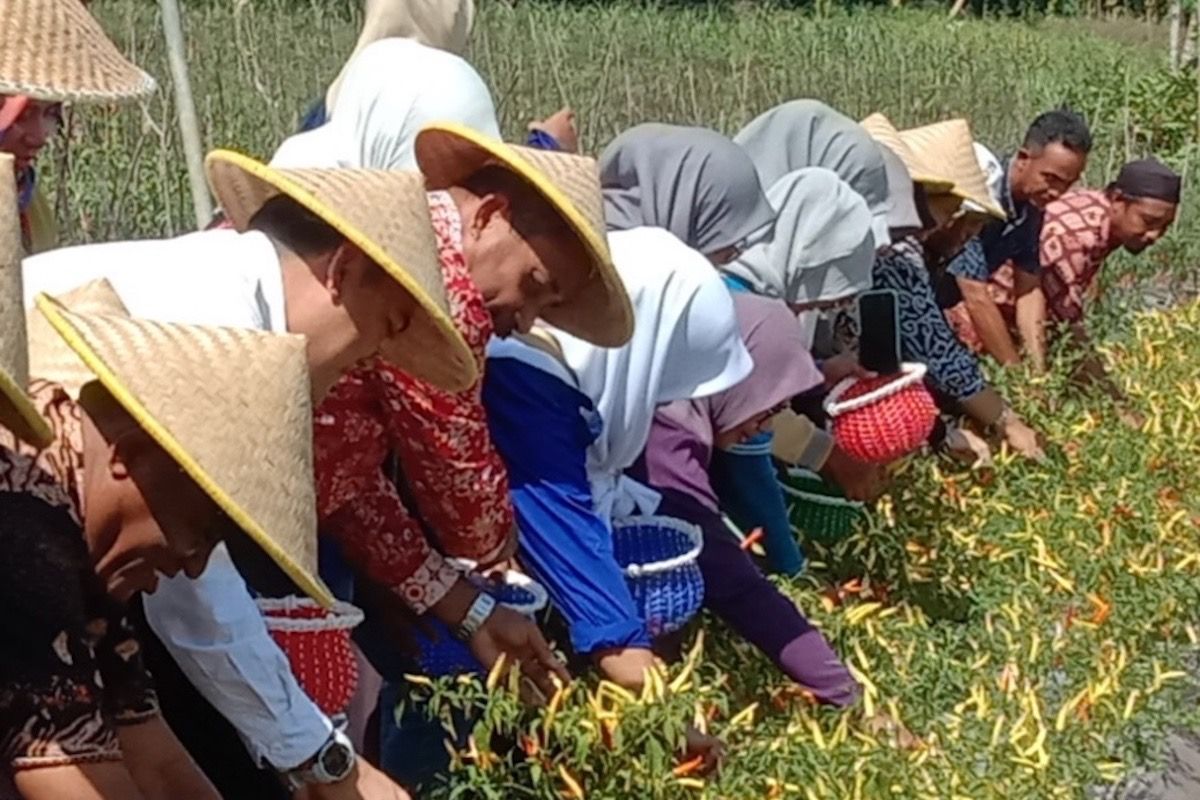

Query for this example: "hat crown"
[899,119,1006,220]
[0,0,156,102]
[38,296,330,604]
[27,278,128,397]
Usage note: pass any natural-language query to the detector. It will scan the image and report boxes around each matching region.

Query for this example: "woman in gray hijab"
[735,99,894,248]
[598,123,776,263]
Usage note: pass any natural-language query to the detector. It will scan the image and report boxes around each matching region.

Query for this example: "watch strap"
[455,591,496,641]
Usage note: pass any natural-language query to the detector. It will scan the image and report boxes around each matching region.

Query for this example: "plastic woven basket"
[611,515,705,637]
[416,570,549,677]
[779,467,866,542]
[258,596,365,715]
[823,363,937,464]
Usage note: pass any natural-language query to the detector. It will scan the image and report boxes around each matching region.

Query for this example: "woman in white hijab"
[272,36,498,170]
[735,99,894,248]
[484,225,749,694]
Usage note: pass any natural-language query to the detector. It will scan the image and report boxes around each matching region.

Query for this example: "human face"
[1110,193,1177,254]
[0,98,62,172]
[460,194,592,337]
[80,395,233,602]
[1010,141,1087,208]
[319,243,418,372]
[714,406,782,449]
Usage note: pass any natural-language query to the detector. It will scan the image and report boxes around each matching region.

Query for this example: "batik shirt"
[314,191,514,614]
[0,382,158,781]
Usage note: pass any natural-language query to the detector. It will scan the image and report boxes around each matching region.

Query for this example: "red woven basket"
[823,363,937,464]
[257,597,364,716]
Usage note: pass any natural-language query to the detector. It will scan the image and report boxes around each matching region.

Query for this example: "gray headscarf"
[599,123,776,256]
[723,168,875,311]
[734,99,893,247]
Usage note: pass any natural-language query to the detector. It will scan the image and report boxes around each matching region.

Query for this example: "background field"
[57,3,1200,798]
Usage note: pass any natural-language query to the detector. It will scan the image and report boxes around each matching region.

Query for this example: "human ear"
[107,441,132,481]
[323,242,358,302]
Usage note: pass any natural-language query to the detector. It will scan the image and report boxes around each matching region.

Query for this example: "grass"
[55,1,1200,796]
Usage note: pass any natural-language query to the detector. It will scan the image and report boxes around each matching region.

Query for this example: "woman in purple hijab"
[633,293,859,706]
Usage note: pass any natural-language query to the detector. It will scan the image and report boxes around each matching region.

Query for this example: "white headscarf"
[550,226,752,519]
[723,168,875,345]
[272,38,498,170]
[326,0,476,110]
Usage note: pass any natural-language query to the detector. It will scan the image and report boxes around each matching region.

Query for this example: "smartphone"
[857,289,901,375]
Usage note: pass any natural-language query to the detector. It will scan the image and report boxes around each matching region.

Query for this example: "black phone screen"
[857,289,901,375]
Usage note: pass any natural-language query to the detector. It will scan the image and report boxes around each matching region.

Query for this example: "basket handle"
[823,362,928,418]
[614,515,704,578]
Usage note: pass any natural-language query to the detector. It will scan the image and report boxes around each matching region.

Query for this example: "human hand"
[681,725,726,776]
[528,107,579,153]
[469,605,570,700]
[821,446,887,501]
[1000,414,1045,462]
[294,760,410,800]
[820,352,875,388]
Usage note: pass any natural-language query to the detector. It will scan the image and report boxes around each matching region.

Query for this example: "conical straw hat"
[860,113,953,193]
[205,150,476,392]
[0,154,52,447]
[899,119,1006,220]
[0,0,156,102]
[415,122,634,348]
[28,278,129,397]
[35,293,334,607]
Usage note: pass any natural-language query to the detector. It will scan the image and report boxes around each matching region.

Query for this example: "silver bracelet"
[455,592,496,641]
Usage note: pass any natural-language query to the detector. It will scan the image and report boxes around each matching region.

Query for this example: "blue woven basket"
[611,515,705,637]
[415,570,548,677]
[779,467,866,543]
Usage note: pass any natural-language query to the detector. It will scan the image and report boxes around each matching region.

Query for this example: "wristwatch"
[282,729,356,791]
[454,591,496,642]
[986,406,1015,436]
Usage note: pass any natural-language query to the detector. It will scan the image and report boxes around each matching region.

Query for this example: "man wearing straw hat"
[22,152,496,797]
[853,114,1044,460]
[0,287,331,799]
[938,109,1092,368]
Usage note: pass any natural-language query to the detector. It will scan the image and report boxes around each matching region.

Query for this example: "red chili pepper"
[740,527,765,551]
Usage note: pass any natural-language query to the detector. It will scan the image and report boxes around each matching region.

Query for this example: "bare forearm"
[1014,287,1047,372]
[961,283,1020,364]
[594,647,658,692]
[118,717,220,800]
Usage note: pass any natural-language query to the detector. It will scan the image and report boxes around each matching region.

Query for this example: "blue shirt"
[483,354,652,655]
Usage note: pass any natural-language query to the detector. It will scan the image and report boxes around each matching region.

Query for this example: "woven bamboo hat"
[0,0,156,102]
[0,154,52,447]
[415,122,634,348]
[205,149,476,392]
[27,278,129,398]
[899,119,1006,220]
[34,293,334,607]
[860,114,953,193]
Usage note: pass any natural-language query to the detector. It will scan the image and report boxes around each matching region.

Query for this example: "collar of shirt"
[1000,154,1030,228]
[23,229,287,332]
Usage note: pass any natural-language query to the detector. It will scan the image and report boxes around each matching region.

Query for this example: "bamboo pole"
[1170,0,1183,74]
[158,0,212,229]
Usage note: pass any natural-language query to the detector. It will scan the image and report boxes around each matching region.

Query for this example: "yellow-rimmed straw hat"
[0,0,156,102]
[27,278,129,398]
[35,293,334,607]
[0,153,52,447]
[860,113,953,193]
[899,119,1007,221]
[414,122,634,348]
[205,149,476,392]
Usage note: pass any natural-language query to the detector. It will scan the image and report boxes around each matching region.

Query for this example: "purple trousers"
[655,488,860,707]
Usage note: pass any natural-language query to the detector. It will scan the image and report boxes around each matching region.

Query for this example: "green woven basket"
[779,468,867,542]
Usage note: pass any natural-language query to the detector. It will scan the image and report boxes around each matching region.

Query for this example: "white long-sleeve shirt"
[23,229,332,769]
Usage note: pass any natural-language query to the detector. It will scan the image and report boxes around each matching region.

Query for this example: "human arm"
[710,442,804,576]
[1012,270,1047,371]
[484,350,654,691]
[958,276,1021,365]
[117,717,219,800]
[141,549,335,771]
[527,108,578,153]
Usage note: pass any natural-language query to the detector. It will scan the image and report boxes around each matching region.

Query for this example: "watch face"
[319,740,354,781]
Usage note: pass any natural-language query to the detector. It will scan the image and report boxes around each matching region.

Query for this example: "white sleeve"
[142,543,334,769]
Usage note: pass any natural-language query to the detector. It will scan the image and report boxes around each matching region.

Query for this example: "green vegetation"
[63,2,1200,796]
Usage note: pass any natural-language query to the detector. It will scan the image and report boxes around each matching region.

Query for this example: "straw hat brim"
[898,121,1007,222]
[0,0,157,103]
[205,150,477,393]
[36,294,334,608]
[414,122,634,348]
[0,369,53,448]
